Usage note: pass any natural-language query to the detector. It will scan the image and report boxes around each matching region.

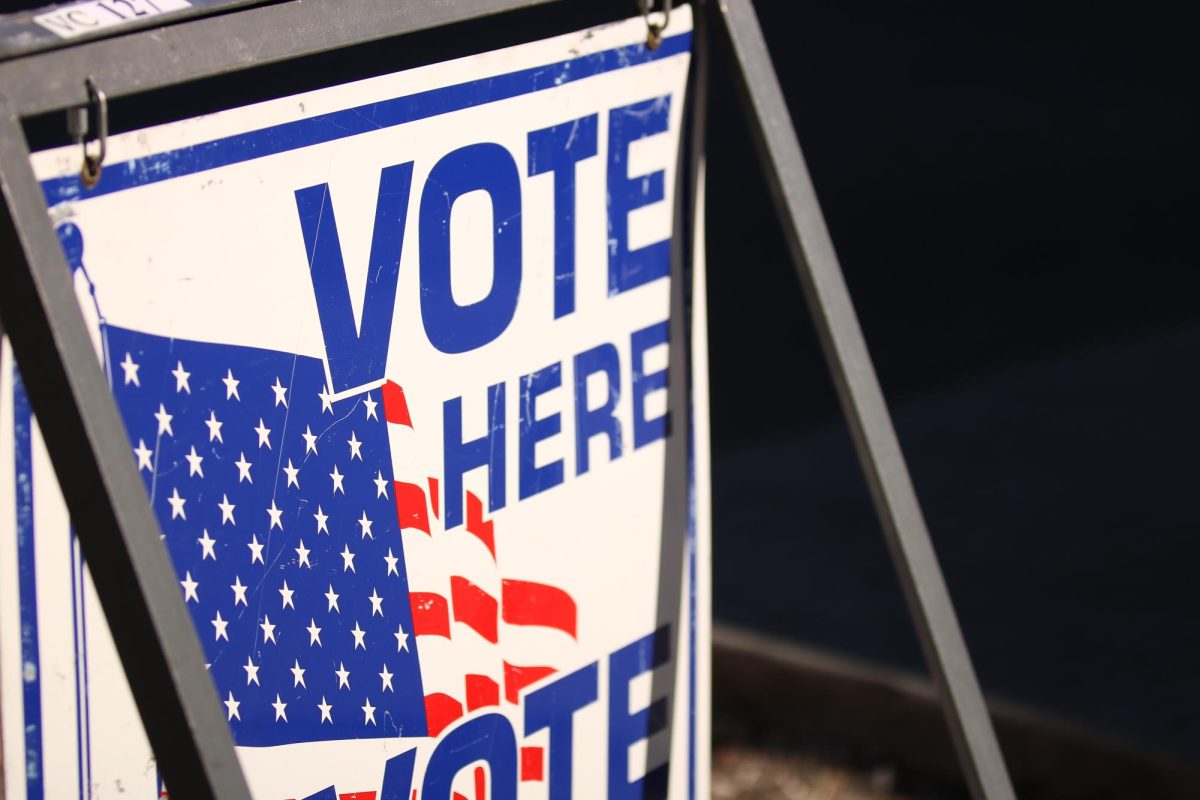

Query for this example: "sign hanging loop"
[77,76,107,188]
[638,0,671,49]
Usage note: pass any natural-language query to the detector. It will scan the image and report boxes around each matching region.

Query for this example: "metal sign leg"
[0,107,251,800]
[710,2,1018,799]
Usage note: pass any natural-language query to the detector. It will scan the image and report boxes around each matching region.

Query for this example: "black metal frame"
[0,2,1015,799]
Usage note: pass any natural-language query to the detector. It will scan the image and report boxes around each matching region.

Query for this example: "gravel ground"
[713,746,907,800]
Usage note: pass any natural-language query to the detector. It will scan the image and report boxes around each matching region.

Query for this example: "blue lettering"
[519,363,565,500]
[420,143,523,353]
[528,114,599,319]
[574,343,623,475]
[443,383,506,528]
[423,714,517,800]
[607,97,671,296]
[379,748,417,800]
[608,627,671,800]
[525,662,599,800]
[631,321,669,449]
[294,162,414,392]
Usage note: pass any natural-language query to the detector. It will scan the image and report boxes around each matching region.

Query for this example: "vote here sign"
[0,7,711,800]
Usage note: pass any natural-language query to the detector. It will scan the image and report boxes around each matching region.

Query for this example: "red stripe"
[394,481,430,534]
[521,746,545,782]
[501,579,577,639]
[450,576,498,643]
[465,674,500,711]
[424,692,463,737]
[428,476,440,519]
[382,381,412,427]
[465,491,495,559]
[503,661,556,704]
[409,592,450,638]
[339,794,377,800]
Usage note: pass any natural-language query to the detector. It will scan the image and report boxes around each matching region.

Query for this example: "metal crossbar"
[0,1,1015,798]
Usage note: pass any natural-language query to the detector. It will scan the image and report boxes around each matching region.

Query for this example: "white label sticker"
[33,0,192,40]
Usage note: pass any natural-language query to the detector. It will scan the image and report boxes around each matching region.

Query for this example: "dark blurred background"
[706,0,1200,767]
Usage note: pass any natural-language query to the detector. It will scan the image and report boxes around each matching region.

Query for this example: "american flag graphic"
[106,324,429,745]
[102,319,580,764]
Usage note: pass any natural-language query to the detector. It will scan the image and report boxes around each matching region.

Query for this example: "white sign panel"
[1,8,711,800]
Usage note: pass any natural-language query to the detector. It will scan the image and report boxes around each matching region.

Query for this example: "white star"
[120,352,140,386]
[318,696,333,724]
[171,361,191,394]
[197,528,216,560]
[379,664,394,693]
[222,369,240,400]
[218,494,236,525]
[306,618,322,646]
[154,404,173,436]
[351,621,366,651]
[260,615,276,644]
[243,656,260,686]
[335,662,350,689]
[272,694,288,722]
[267,500,283,531]
[184,445,204,477]
[283,459,300,488]
[133,439,153,471]
[254,418,271,449]
[325,584,340,613]
[271,377,288,408]
[302,425,319,455]
[295,540,311,568]
[291,659,306,688]
[230,576,248,606]
[318,386,334,414]
[373,471,388,498]
[235,452,253,483]
[212,611,229,641]
[340,544,356,573]
[394,624,409,652]
[247,533,264,564]
[180,571,199,603]
[329,465,345,494]
[384,548,399,577]
[314,505,329,534]
[364,394,378,420]
[279,580,295,609]
[167,487,186,520]
[347,432,363,461]
[362,697,377,726]
[368,588,384,617]
[204,410,223,443]
[357,511,373,540]
[224,691,240,721]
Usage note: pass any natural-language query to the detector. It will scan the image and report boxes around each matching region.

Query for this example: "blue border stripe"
[40,31,691,206]
[14,367,45,800]
[70,531,82,800]
[687,423,697,800]
[80,547,93,800]
[70,532,90,800]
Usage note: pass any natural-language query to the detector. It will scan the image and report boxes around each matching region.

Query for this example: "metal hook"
[638,0,671,50]
[74,77,107,189]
